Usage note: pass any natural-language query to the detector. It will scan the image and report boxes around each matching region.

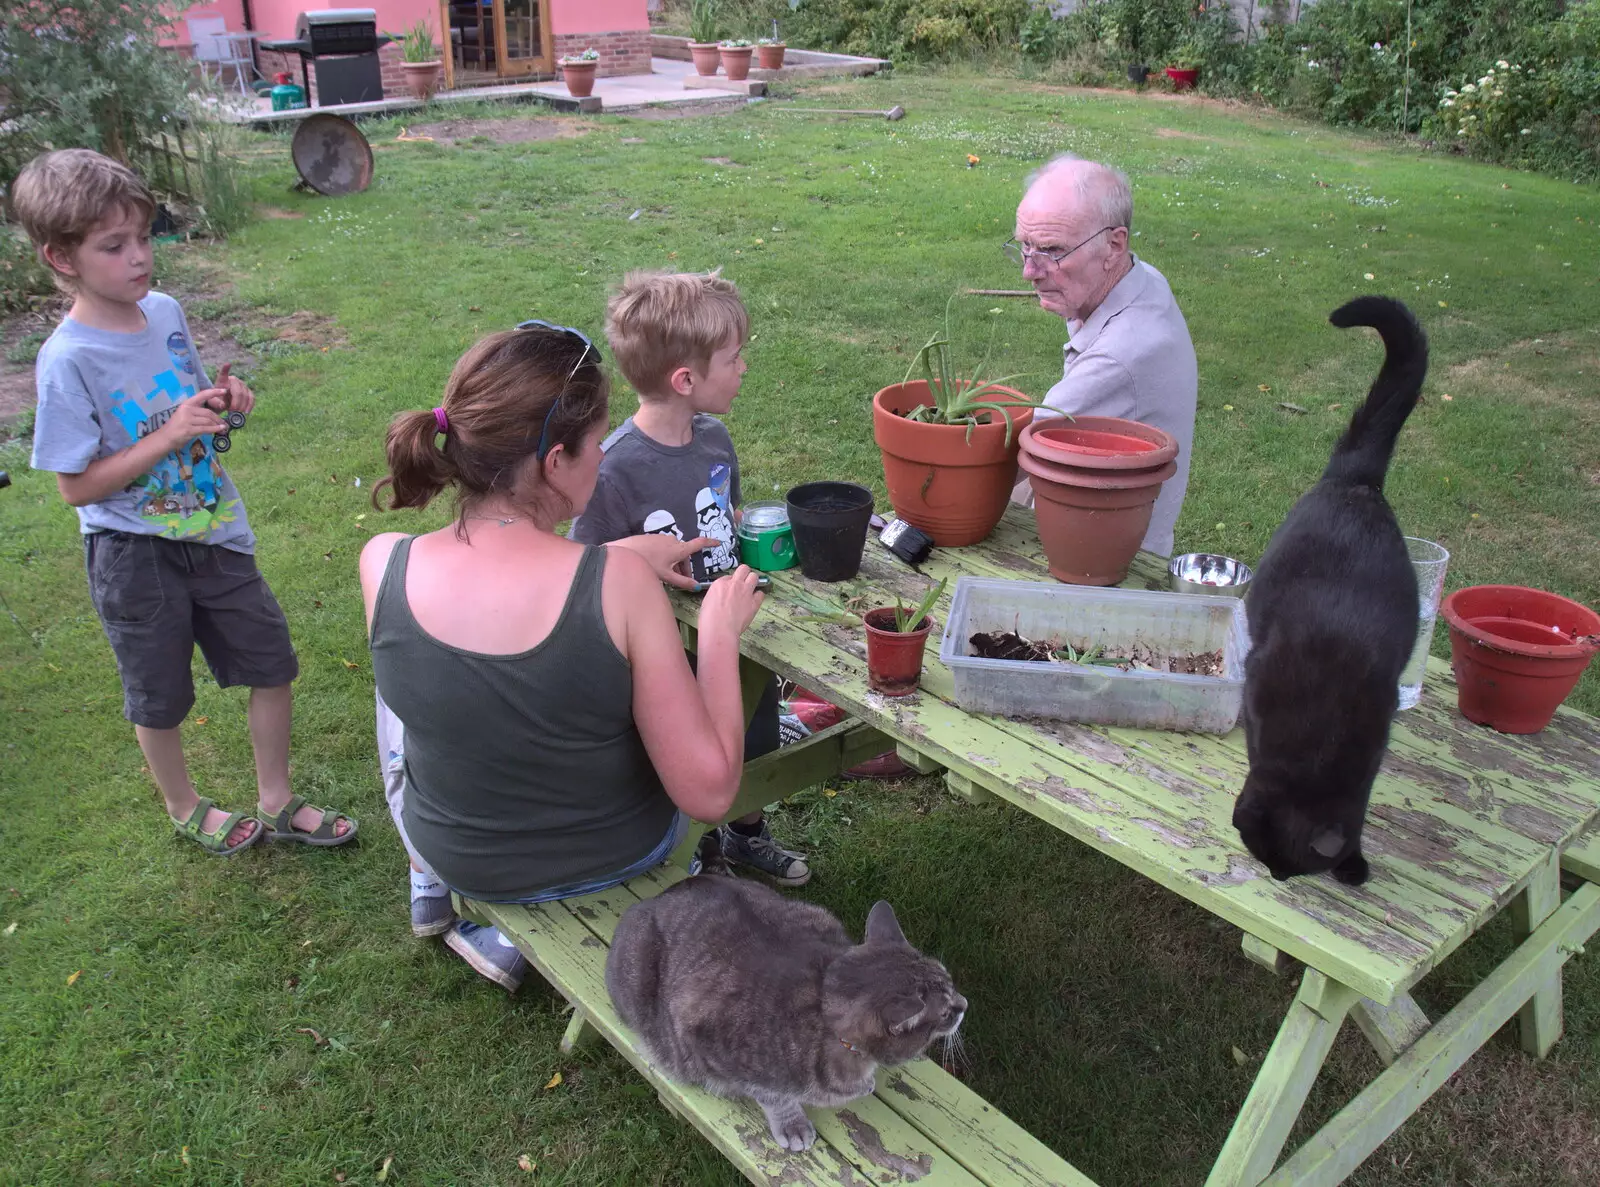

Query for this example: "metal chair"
[187,13,257,96]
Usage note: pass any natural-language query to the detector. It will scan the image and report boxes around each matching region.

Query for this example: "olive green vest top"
[369,537,675,900]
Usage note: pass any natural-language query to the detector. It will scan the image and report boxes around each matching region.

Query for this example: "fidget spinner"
[213,410,248,453]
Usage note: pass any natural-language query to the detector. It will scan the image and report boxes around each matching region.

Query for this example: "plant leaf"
[543,1072,563,1090]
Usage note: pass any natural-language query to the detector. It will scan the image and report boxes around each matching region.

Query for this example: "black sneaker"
[692,828,733,877]
[721,821,811,887]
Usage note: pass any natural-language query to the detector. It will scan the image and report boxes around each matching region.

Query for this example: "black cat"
[1233,296,1428,886]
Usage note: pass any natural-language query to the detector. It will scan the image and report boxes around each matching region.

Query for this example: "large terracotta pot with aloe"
[1017,416,1179,586]
[872,317,1045,547]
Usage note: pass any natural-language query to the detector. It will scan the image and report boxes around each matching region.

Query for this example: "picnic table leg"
[561,1007,601,1054]
[1205,968,1359,1187]
[1350,994,1431,1067]
[1510,851,1564,1058]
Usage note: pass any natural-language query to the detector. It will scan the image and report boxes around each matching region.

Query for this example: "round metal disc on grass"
[290,114,374,196]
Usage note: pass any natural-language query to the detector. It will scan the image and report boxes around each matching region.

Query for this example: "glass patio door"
[493,0,550,78]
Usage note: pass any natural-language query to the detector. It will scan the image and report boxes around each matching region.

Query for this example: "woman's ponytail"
[372,408,452,510]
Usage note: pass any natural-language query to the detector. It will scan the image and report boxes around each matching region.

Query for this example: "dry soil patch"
[406,117,595,145]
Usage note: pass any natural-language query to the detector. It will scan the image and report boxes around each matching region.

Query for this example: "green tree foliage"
[0,0,196,190]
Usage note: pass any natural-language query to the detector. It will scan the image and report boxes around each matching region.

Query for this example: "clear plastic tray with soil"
[968,629,1226,677]
[940,577,1251,733]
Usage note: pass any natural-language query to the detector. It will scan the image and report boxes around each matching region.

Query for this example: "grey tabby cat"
[605,875,967,1152]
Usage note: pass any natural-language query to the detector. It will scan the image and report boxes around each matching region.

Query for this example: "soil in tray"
[968,631,1225,676]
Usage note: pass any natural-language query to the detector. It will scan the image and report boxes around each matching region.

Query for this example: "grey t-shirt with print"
[30,291,255,552]
[569,414,741,584]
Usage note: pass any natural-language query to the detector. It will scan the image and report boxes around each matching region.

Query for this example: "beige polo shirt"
[1012,255,1198,557]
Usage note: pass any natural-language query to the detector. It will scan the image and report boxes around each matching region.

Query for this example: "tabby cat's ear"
[882,993,926,1035]
[865,901,906,947]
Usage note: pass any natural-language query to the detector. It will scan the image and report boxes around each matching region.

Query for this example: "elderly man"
[1009,155,1198,557]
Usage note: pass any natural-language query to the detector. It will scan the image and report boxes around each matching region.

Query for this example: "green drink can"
[737,502,797,572]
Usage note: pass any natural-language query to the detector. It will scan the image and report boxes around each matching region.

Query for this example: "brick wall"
[554,29,651,76]
[377,42,407,97]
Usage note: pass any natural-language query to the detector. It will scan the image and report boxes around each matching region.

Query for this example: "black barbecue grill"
[261,10,391,107]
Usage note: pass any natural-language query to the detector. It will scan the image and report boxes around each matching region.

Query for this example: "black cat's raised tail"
[1321,296,1428,491]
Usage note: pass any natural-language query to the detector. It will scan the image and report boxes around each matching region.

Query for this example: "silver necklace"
[465,514,522,527]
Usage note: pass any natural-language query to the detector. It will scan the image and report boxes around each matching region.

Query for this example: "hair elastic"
[433,407,449,435]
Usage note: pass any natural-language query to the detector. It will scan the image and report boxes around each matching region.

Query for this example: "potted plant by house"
[1016,416,1179,585]
[720,38,755,80]
[560,46,599,97]
[1165,42,1202,91]
[757,36,786,70]
[864,579,947,696]
[1441,585,1600,733]
[688,0,721,76]
[394,19,443,100]
[872,302,1047,547]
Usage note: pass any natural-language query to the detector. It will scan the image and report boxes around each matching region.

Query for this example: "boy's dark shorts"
[85,532,299,730]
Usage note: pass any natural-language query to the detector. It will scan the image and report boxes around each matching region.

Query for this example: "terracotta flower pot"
[1166,67,1199,91]
[1017,416,1179,586]
[872,380,1036,548]
[1441,585,1600,734]
[720,45,754,81]
[864,608,935,697]
[561,60,597,97]
[758,43,786,69]
[689,42,721,76]
[400,60,443,101]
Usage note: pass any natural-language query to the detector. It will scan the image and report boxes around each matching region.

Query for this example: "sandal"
[172,797,263,857]
[255,795,359,847]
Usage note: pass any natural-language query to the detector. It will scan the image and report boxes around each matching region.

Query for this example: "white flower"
[1497,59,1510,69]
[1462,83,1477,93]
[1372,42,1384,50]
[1492,89,1504,97]
[1457,129,1467,137]
[1441,98,1455,107]
[1307,60,1319,69]
[1520,128,1531,135]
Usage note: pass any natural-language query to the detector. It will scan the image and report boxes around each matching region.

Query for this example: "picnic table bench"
[461,506,1600,1187]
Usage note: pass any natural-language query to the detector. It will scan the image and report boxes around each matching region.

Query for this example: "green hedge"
[1018,0,1600,183]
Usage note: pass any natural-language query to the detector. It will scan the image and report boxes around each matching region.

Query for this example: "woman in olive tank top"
[360,326,764,991]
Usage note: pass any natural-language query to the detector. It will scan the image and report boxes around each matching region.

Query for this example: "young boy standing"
[15,149,356,855]
[570,270,809,886]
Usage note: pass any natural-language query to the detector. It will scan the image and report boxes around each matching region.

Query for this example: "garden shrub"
[0,0,248,308]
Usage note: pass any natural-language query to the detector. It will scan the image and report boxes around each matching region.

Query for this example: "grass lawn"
[2,72,1598,1186]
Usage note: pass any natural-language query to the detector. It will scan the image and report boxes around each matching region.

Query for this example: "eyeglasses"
[516,319,598,460]
[1004,226,1117,268]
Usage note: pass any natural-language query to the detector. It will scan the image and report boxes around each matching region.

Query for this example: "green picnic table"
[461,506,1600,1187]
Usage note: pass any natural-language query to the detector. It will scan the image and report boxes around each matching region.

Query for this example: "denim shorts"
[85,531,299,729]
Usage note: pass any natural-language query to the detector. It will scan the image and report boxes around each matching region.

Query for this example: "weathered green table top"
[674,507,1600,1007]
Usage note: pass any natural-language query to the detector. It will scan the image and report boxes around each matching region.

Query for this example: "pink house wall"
[183,0,646,41]
[247,0,437,41]
[550,0,647,36]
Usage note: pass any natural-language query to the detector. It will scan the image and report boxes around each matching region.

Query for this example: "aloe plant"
[900,296,1047,446]
[892,577,947,633]
[688,0,719,44]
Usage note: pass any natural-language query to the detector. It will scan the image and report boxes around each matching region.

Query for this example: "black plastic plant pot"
[786,482,874,582]
[1128,64,1150,83]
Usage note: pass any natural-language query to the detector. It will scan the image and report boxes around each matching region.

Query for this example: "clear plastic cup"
[1397,537,1450,710]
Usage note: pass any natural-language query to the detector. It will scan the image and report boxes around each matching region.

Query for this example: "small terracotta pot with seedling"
[864,578,947,696]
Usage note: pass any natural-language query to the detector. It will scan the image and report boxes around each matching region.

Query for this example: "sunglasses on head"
[515,319,598,460]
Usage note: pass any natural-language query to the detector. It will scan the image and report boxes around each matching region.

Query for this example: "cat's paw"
[762,1104,817,1152]
[1333,851,1370,886]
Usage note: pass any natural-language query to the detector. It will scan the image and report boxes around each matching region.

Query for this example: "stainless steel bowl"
[1169,552,1253,597]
